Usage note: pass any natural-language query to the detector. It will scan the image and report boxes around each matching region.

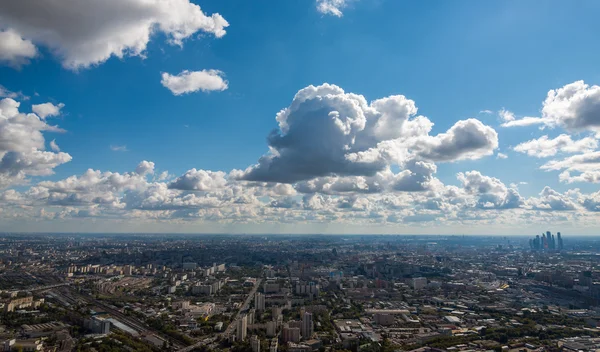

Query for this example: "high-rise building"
[251,335,260,352]
[248,309,256,325]
[283,326,301,343]
[266,320,277,337]
[237,314,248,342]
[301,312,313,340]
[255,292,265,311]
[557,232,564,250]
[101,320,111,334]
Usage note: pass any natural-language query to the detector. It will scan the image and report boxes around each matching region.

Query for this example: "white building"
[237,315,248,342]
[412,277,428,290]
[266,320,277,337]
[255,292,265,311]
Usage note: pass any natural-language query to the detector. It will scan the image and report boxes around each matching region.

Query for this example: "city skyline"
[1,0,600,234]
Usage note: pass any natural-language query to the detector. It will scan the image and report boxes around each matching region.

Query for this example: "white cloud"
[49,139,60,152]
[457,171,523,209]
[497,152,508,159]
[0,0,228,69]
[161,70,228,95]
[541,151,600,173]
[168,169,227,191]
[542,80,600,132]
[514,134,598,158]
[559,170,600,184]
[239,83,498,183]
[501,116,548,128]
[528,186,577,211]
[3,158,600,232]
[110,145,128,152]
[135,160,155,175]
[0,85,27,100]
[5,79,600,231]
[316,0,353,17]
[581,191,600,211]
[0,97,70,187]
[0,29,37,68]
[498,108,515,122]
[409,118,498,162]
[32,102,65,119]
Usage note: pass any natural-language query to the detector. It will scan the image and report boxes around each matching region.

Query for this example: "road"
[28,283,71,292]
[177,278,262,352]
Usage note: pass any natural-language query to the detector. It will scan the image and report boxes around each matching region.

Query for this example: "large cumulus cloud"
[542,80,600,132]
[239,84,498,183]
[457,171,523,209]
[0,0,228,69]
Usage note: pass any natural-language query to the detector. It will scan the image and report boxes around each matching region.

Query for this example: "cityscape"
[2,233,600,351]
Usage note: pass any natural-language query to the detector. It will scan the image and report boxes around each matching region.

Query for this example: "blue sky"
[1,0,600,234]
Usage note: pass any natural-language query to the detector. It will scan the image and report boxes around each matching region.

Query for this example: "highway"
[177,278,262,352]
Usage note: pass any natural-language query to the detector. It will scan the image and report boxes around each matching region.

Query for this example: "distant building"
[255,292,265,311]
[251,335,261,352]
[264,280,280,293]
[266,320,277,337]
[2,339,43,352]
[182,262,197,270]
[412,277,427,290]
[283,326,301,343]
[558,232,564,250]
[271,306,282,318]
[84,317,111,334]
[301,312,313,340]
[248,309,256,325]
[172,300,190,310]
[237,314,248,342]
[4,296,43,312]
[374,313,395,326]
[295,282,320,297]
[287,342,312,352]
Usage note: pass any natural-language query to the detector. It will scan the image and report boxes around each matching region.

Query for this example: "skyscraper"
[301,312,313,340]
[237,314,247,342]
[557,232,564,250]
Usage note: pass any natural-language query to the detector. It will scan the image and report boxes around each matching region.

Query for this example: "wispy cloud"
[110,145,128,152]
[0,84,29,100]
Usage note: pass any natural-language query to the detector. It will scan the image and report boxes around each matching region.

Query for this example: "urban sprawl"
[1,233,600,352]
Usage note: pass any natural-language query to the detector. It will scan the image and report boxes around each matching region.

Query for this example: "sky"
[0,0,600,234]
